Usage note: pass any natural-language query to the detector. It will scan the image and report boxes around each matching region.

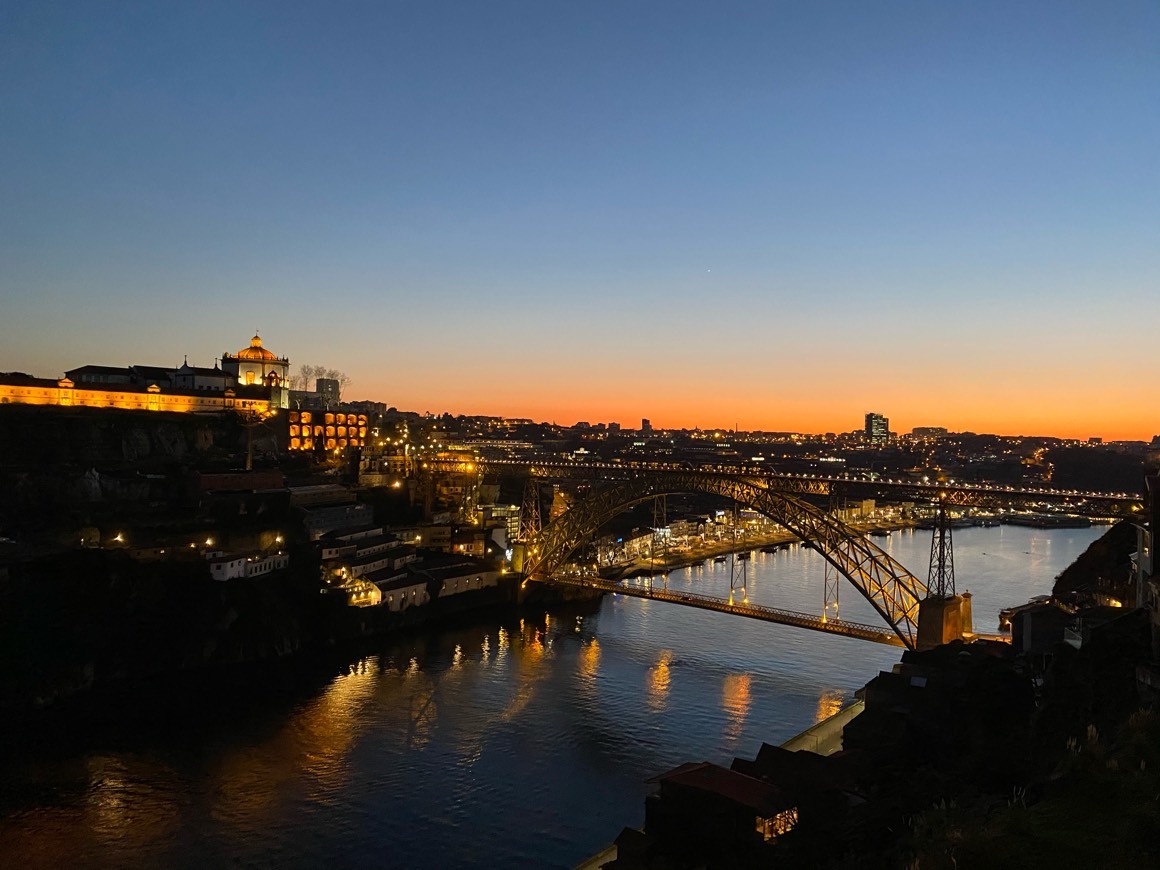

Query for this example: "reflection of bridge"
[421,458,1141,651]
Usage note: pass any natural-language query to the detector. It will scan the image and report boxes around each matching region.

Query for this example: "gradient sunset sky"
[2,1,1157,439]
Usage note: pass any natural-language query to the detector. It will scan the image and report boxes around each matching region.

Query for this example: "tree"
[290,364,351,400]
[289,363,318,391]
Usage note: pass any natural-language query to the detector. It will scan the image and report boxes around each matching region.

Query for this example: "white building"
[208,551,289,581]
[221,334,290,409]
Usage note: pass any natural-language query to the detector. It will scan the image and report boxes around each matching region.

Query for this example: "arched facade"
[523,471,928,648]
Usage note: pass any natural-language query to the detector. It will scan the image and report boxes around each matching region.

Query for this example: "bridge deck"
[545,575,907,647]
[421,457,1141,510]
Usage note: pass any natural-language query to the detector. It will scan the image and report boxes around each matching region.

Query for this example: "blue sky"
[2,1,1157,435]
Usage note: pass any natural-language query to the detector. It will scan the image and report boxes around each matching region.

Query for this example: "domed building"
[221,334,290,408]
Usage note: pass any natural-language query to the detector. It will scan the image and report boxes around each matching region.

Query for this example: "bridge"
[420,456,1144,514]
[416,458,1141,651]
[549,572,907,647]
[514,470,930,648]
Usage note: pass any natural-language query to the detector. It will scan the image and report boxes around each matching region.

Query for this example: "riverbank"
[0,548,597,718]
[603,520,918,580]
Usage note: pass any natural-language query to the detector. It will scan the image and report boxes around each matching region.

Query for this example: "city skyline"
[1,326,1151,442]
[3,2,1157,441]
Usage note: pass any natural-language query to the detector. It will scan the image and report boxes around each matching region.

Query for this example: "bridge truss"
[420,457,1142,515]
[521,471,929,649]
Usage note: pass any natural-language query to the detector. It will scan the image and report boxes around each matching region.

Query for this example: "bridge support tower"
[511,477,544,576]
[651,495,669,583]
[916,495,973,649]
[822,488,846,621]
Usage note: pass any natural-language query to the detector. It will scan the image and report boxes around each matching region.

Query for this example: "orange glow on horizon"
[364,374,1157,443]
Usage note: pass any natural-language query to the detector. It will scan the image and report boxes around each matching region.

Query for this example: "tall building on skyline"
[317,378,340,408]
[865,412,889,445]
[641,418,652,433]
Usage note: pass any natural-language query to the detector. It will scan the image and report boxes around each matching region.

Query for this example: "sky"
[1,1,1157,439]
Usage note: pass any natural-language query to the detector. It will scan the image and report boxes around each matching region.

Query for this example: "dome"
[235,334,280,361]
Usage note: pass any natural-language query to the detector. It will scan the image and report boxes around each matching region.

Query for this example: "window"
[757,808,798,842]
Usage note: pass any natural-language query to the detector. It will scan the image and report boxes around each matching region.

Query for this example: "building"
[372,571,430,612]
[299,501,373,539]
[645,761,796,852]
[172,360,234,392]
[317,378,340,407]
[289,376,352,413]
[642,418,652,433]
[415,555,500,599]
[65,365,138,386]
[221,334,290,408]
[864,412,889,444]
[1,334,291,415]
[286,409,368,452]
[320,530,413,582]
[207,550,290,581]
[911,426,948,439]
[0,372,272,415]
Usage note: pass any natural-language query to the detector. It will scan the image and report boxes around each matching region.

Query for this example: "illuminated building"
[286,409,368,453]
[864,412,889,444]
[221,334,290,408]
[1,334,292,415]
[173,360,233,391]
[0,372,272,414]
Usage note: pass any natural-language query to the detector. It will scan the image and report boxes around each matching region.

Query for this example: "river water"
[0,525,1103,869]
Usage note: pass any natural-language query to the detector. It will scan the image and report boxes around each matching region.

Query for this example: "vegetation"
[1052,519,1136,603]
[288,364,351,398]
[901,711,1160,869]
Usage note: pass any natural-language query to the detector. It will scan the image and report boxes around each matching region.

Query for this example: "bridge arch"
[523,471,928,649]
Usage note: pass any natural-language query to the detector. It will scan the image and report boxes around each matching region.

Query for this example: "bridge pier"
[915,593,973,650]
[511,543,528,575]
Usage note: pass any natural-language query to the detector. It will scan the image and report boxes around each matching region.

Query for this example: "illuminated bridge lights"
[417,457,1141,511]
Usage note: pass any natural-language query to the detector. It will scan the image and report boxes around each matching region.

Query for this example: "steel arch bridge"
[522,471,930,649]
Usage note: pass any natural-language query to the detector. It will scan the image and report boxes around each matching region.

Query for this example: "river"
[0,525,1104,869]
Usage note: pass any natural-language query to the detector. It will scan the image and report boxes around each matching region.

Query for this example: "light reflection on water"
[815,689,845,724]
[647,650,674,712]
[0,525,1104,869]
[722,673,752,743]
